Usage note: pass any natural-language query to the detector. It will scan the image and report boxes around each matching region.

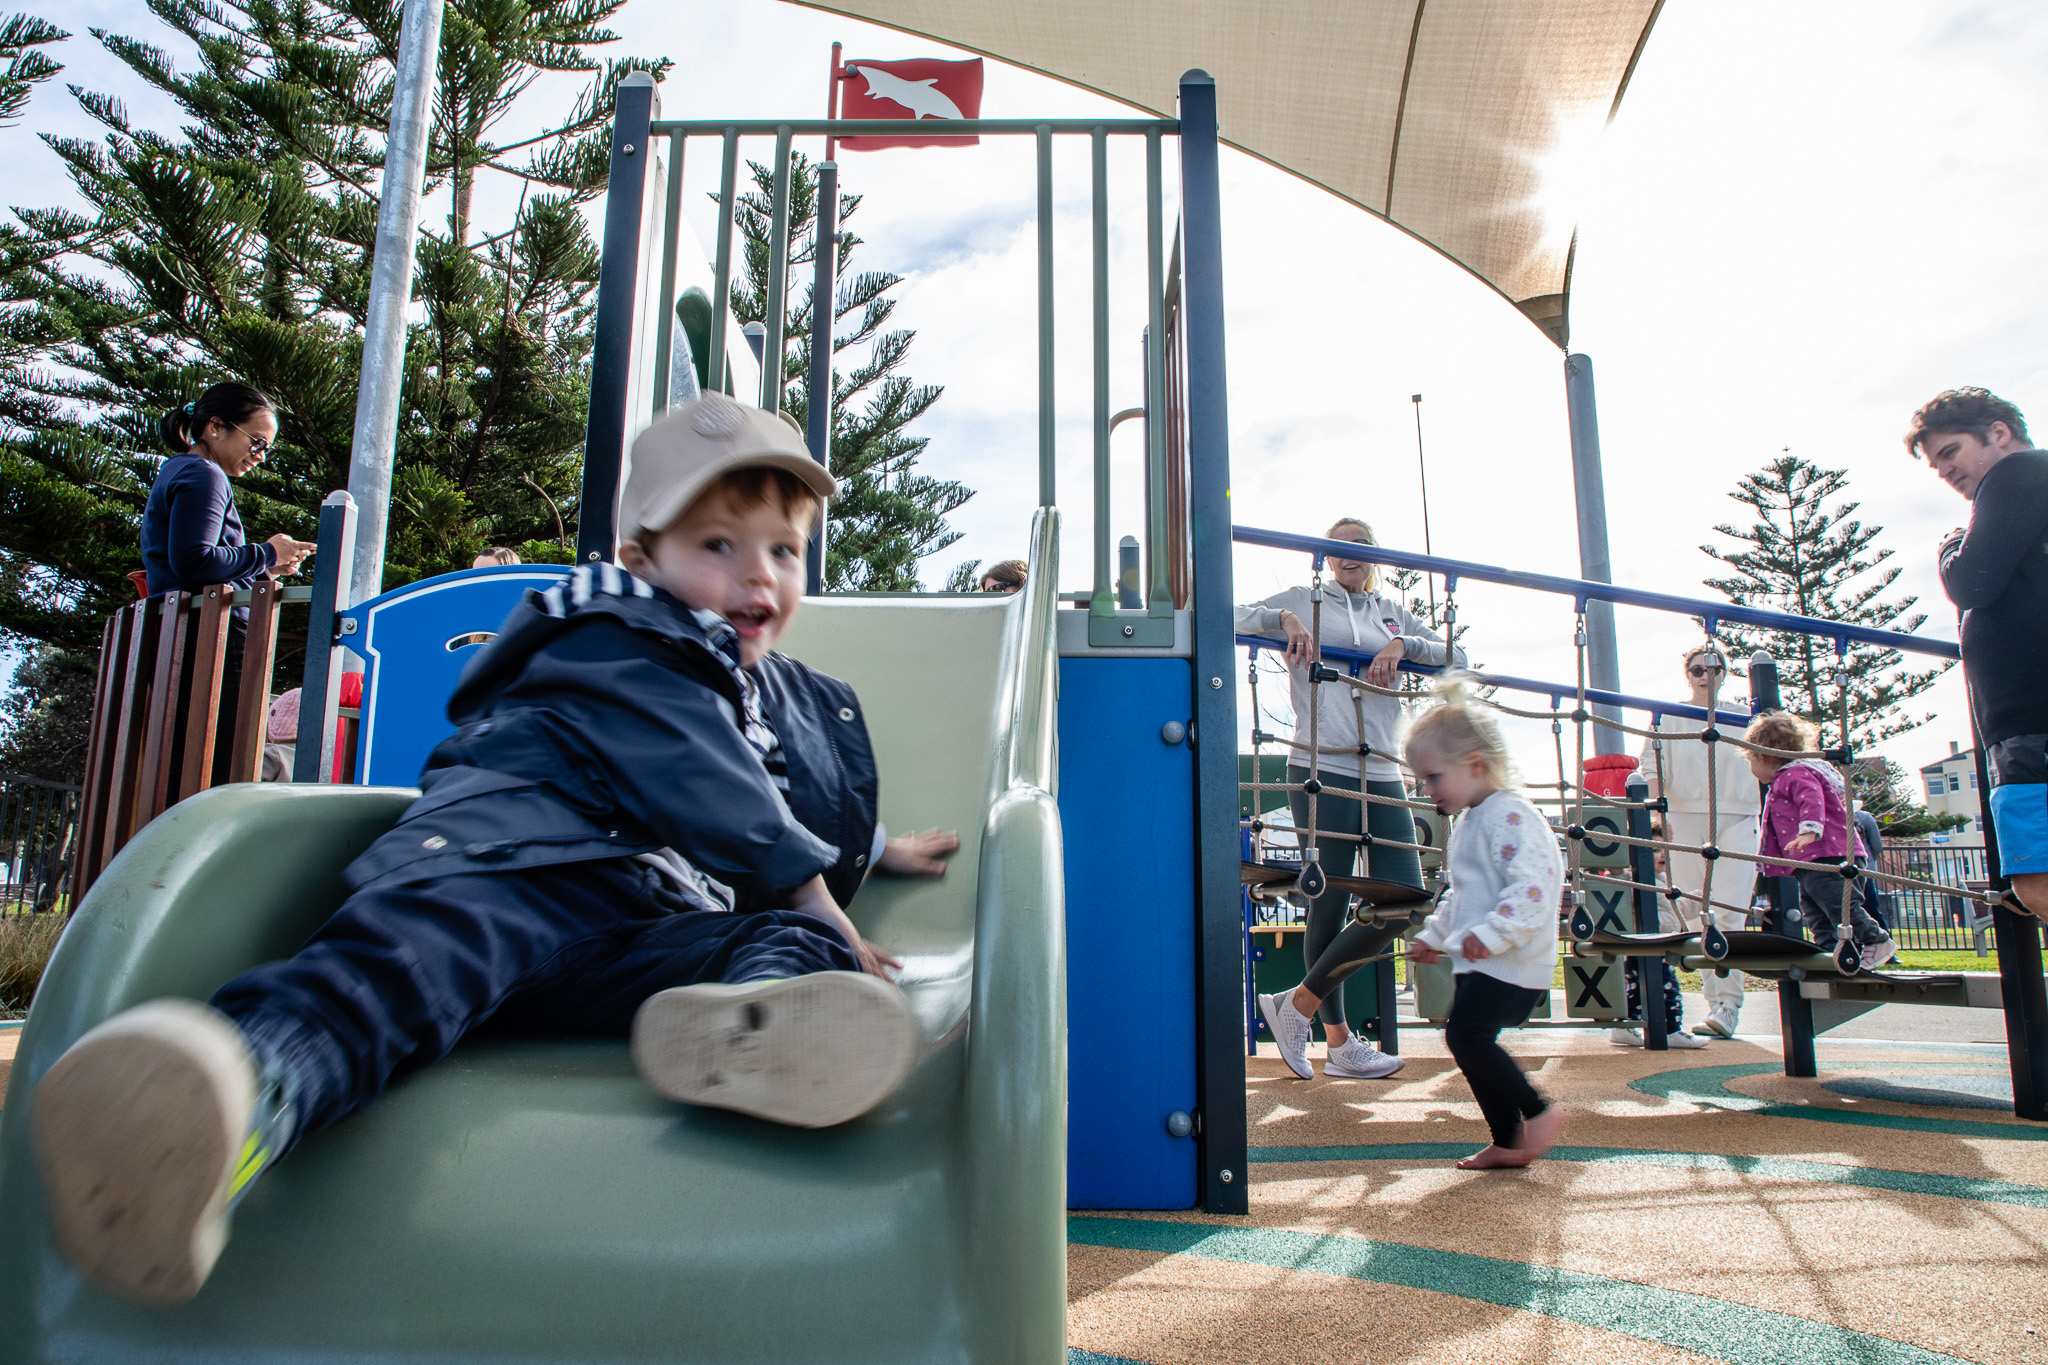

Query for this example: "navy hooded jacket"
[343,563,880,909]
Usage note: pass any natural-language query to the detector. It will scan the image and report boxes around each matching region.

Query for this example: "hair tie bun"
[183,402,196,415]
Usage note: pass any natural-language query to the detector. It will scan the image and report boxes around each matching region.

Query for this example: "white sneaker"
[33,999,260,1307]
[632,973,914,1128]
[1691,1006,1738,1039]
[1608,1027,1643,1047]
[1257,991,1315,1079]
[1859,938,1898,972]
[1324,1036,1406,1079]
[1665,1030,1709,1050]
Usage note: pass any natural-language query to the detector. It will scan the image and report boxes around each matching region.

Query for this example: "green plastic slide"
[0,512,1065,1365]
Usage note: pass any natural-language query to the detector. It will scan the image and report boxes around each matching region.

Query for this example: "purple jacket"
[1759,760,1866,874]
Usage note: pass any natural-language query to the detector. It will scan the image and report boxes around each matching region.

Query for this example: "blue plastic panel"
[1059,656,1197,1209]
[343,565,570,787]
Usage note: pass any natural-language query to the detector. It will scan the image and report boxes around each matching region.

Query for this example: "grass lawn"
[1525,946,2001,995]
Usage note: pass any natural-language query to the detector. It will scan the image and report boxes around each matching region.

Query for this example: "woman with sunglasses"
[1633,643,1761,1041]
[141,382,316,792]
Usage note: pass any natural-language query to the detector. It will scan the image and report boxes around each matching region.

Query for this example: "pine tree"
[1702,451,1950,752]
[728,152,974,591]
[0,0,666,659]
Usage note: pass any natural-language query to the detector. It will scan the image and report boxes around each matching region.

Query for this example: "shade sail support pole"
[1565,352,1624,755]
[345,0,445,606]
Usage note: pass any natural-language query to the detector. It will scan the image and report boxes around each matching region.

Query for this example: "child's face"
[1408,740,1495,816]
[621,486,807,668]
[1747,751,1781,785]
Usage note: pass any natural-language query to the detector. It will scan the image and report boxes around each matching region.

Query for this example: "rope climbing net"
[1239,551,1996,980]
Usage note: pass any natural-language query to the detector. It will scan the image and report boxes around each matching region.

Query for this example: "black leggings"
[1286,767,1423,1026]
[1444,971,1550,1148]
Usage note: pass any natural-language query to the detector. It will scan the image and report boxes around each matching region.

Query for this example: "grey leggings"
[1286,767,1425,1027]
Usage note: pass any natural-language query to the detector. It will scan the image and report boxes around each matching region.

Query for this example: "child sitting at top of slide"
[1402,679,1569,1171]
[32,394,958,1307]
[1745,711,1895,970]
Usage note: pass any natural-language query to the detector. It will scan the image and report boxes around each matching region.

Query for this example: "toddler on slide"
[32,396,958,1307]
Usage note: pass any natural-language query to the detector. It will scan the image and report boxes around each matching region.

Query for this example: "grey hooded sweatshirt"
[1235,584,1466,782]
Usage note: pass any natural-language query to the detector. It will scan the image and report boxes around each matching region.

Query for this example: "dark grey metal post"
[760,125,794,414]
[1089,126,1113,618]
[708,128,738,392]
[806,159,839,596]
[1968,694,2048,1120]
[1625,774,1669,1047]
[1179,70,1247,1217]
[1564,354,1623,755]
[294,491,359,784]
[576,72,659,565]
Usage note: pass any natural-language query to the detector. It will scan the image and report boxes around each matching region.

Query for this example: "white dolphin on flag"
[847,64,963,121]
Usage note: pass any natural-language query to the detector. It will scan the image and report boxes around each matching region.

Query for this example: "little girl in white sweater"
[1406,680,1568,1170]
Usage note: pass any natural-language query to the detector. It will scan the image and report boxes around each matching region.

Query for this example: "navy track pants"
[212,857,860,1148]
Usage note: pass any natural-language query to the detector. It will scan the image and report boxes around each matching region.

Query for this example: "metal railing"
[1,772,79,915]
[1876,840,1992,951]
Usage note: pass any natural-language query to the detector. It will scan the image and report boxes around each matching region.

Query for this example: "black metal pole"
[294,491,359,784]
[1179,69,1247,1217]
[1751,651,1818,1074]
[1966,689,2048,1121]
[805,159,838,596]
[576,73,659,566]
[1625,774,1669,1047]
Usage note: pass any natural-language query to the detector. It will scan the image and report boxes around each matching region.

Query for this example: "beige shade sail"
[796,0,1665,348]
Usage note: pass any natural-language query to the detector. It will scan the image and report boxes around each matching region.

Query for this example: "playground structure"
[3,8,2046,1362]
[1233,527,2048,1105]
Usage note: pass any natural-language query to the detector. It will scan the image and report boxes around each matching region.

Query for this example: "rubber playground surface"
[1068,1027,2047,1365]
[8,1020,2046,1363]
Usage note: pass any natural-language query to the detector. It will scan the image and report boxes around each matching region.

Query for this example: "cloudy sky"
[13,0,2046,786]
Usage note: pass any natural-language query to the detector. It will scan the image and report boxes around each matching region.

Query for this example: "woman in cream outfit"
[1638,644,1759,1039]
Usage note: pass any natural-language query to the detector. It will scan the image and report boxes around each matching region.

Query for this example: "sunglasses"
[224,419,271,457]
[1687,663,1725,678]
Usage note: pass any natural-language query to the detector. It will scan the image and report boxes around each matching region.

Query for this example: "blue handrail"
[1237,634,1752,727]
[1233,526,1961,662]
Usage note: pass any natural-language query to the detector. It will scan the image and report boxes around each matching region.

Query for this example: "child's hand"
[855,936,902,980]
[1459,933,1492,961]
[878,829,959,877]
[1786,832,1818,854]
[1407,942,1444,964]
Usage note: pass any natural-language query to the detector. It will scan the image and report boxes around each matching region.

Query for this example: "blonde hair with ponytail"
[1404,674,1514,790]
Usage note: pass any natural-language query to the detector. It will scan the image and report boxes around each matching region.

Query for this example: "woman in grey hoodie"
[1238,518,1466,1080]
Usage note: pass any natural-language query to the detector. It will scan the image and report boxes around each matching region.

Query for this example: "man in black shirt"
[1908,387,2048,923]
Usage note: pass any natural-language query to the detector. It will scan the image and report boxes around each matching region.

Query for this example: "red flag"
[838,58,983,150]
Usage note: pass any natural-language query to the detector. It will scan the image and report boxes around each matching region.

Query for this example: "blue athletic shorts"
[1987,734,2048,877]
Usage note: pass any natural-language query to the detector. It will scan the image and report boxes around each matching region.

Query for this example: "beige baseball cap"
[618,394,836,538]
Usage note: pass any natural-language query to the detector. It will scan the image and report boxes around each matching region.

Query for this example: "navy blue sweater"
[1940,450,2048,746]
[342,564,880,910]
[139,453,275,596]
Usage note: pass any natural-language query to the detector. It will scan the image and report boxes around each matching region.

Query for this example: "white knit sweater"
[1412,790,1562,990]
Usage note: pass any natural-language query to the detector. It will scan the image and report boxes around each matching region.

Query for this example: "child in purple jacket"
[1745,712,1897,970]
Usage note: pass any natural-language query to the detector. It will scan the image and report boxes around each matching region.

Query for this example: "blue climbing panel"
[1059,655,1198,1208]
[342,564,570,787]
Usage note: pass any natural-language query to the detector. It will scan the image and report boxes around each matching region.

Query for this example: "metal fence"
[2,771,80,915]
[1873,840,1991,952]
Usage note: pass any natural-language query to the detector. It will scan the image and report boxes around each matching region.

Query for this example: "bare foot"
[1515,1104,1568,1162]
[1455,1144,1531,1170]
